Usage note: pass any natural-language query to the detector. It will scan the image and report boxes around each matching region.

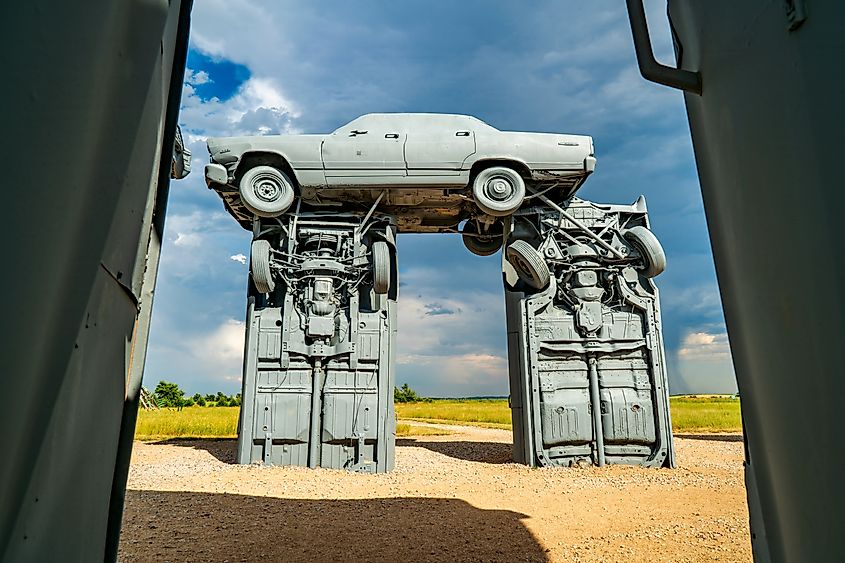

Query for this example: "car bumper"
[204,162,229,187]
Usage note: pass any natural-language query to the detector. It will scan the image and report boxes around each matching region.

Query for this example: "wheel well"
[468,159,531,184]
[235,151,300,188]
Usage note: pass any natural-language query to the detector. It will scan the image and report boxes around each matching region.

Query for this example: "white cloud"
[173,231,202,248]
[180,76,300,142]
[230,253,247,265]
[678,330,732,361]
[395,286,509,394]
[184,68,211,86]
[159,210,250,284]
[182,319,246,383]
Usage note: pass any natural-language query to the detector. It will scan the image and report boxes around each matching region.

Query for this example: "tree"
[154,381,185,408]
[394,383,429,403]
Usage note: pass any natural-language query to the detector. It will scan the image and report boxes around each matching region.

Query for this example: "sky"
[144,0,737,397]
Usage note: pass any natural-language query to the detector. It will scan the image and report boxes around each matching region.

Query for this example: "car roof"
[335,113,497,132]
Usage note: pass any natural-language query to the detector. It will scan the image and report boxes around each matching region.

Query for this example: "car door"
[404,116,477,176]
[321,115,407,185]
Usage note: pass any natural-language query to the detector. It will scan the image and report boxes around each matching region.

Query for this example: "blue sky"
[144,0,736,397]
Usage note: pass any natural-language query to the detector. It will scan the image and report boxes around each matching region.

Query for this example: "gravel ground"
[119,425,750,562]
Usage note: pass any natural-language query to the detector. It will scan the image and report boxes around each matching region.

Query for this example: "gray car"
[204,113,596,250]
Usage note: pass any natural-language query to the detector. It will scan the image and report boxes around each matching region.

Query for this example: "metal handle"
[456,131,470,137]
[385,133,399,139]
[625,0,701,94]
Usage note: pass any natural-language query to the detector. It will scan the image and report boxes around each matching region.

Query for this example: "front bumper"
[204,162,229,187]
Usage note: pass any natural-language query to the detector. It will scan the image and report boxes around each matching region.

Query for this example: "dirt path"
[119,426,750,562]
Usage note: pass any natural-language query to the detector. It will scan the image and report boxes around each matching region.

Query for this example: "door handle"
[349,129,368,136]
[385,133,399,139]
[456,131,470,137]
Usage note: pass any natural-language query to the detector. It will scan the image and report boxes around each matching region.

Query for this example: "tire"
[461,221,503,256]
[472,166,526,217]
[506,239,550,289]
[371,241,391,294]
[623,226,666,278]
[239,165,295,218]
[250,239,275,294]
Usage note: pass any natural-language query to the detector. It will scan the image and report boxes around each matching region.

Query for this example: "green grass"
[135,406,451,440]
[396,399,513,429]
[136,396,742,440]
[669,395,742,433]
[399,396,742,434]
[135,406,240,440]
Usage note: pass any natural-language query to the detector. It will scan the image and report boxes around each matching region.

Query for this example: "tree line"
[152,381,241,408]
[150,380,429,408]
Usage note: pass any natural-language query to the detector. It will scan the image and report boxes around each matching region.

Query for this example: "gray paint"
[237,212,397,472]
[627,1,845,560]
[205,114,595,233]
[505,199,673,468]
[0,1,192,561]
[209,118,672,472]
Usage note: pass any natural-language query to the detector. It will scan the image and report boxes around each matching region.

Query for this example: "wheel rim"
[252,173,283,202]
[481,174,517,204]
[511,255,535,282]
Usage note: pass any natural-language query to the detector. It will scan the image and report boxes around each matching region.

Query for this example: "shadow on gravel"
[675,434,744,442]
[120,491,549,562]
[159,438,515,465]
[397,439,513,464]
[159,438,238,464]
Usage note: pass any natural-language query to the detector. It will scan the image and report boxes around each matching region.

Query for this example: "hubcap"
[484,176,515,202]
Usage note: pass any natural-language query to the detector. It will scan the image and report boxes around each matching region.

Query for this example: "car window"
[332,115,402,135]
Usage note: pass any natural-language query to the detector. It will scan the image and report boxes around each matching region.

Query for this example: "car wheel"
[239,165,295,218]
[472,166,526,217]
[371,241,391,294]
[623,225,666,278]
[250,239,275,294]
[461,220,503,256]
[506,239,550,289]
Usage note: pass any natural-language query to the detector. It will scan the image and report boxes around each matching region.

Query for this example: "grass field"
[135,396,741,440]
[396,399,512,429]
[135,407,451,440]
[669,395,742,433]
[397,396,742,434]
[135,406,240,440]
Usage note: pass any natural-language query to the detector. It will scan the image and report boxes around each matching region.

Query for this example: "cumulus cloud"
[230,253,247,265]
[395,288,508,395]
[186,319,246,382]
[184,68,211,86]
[678,331,732,361]
[158,210,250,285]
[180,76,300,142]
